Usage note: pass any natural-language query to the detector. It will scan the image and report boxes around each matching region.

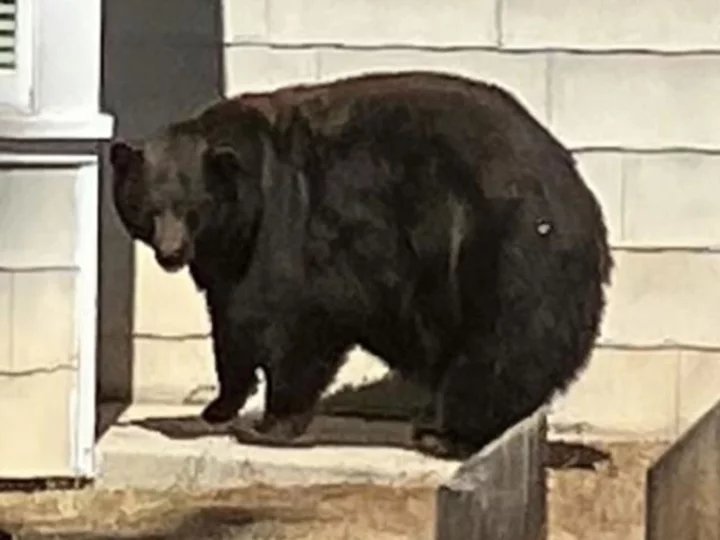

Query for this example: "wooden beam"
[646,398,720,540]
[435,407,548,540]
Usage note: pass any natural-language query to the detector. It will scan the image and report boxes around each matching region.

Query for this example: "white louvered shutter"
[0,0,32,113]
[0,0,16,70]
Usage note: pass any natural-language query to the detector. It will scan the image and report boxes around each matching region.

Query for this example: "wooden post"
[646,398,720,540]
[435,407,548,540]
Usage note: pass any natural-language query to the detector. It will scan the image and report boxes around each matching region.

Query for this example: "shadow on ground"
[5,505,319,539]
[0,484,436,540]
[120,374,426,450]
[118,374,611,470]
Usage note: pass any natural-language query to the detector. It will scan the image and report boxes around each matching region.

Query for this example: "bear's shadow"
[120,374,611,470]
[121,374,424,449]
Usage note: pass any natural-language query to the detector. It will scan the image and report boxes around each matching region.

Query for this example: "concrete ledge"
[96,404,461,490]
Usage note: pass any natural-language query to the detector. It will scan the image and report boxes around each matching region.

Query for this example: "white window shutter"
[0,0,32,113]
[0,0,16,70]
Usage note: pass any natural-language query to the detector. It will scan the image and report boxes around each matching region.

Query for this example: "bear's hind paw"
[411,430,477,461]
[200,396,241,425]
[253,411,314,441]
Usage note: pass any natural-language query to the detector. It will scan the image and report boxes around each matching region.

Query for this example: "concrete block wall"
[131,0,720,441]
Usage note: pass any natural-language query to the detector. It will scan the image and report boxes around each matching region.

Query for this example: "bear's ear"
[109,141,142,179]
[204,140,263,177]
[203,145,260,199]
[203,145,240,180]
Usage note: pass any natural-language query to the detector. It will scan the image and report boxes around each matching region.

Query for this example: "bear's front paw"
[201,396,240,425]
[253,411,314,442]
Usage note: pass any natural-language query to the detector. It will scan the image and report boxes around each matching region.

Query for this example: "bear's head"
[109,131,262,273]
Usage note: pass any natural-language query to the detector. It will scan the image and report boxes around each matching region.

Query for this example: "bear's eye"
[186,211,199,233]
[125,209,153,244]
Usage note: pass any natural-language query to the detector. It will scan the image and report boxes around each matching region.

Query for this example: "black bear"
[109,71,613,458]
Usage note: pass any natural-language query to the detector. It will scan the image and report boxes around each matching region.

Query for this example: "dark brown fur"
[110,71,612,458]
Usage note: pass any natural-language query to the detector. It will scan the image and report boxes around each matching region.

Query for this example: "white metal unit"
[0,0,113,479]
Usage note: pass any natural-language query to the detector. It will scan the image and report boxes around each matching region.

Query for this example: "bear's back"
[197,72,609,275]
[211,71,547,143]
[234,71,599,228]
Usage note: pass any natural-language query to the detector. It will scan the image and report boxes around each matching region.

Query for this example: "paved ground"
[0,441,666,539]
[95,404,460,490]
[0,404,669,539]
[1,484,437,539]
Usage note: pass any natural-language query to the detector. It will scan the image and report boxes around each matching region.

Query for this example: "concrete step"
[96,404,461,490]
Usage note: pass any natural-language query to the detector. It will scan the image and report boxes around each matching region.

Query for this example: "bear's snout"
[153,213,192,272]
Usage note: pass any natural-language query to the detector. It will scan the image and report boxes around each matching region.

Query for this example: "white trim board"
[72,158,100,477]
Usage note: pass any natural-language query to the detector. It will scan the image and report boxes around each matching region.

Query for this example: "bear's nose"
[159,245,186,261]
[155,246,188,272]
[153,213,187,255]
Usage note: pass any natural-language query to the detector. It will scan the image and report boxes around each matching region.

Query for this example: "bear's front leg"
[201,295,260,425]
[253,321,350,442]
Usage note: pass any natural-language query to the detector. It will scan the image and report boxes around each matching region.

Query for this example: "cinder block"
[11,270,77,372]
[318,49,549,123]
[266,0,498,46]
[550,347,679,439]
[623,153,720,248]
[0,370,75,477]
[573,152,624,245]
[133,245,210,337]
[0,167,77,269]
[131,341,391,409]
[223,0,268,42]
[132,337,216,403]
[224,45,319,95]
[324,346,389,396]
[550,54,720,150]
[678,351,720,433]
[503,0,720,50]
[600,251,720,348]
[0,273,11,372]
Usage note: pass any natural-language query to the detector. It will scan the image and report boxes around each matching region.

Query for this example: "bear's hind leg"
[413,275,602,459]
[414,348,550,459]
[412,217,608,458]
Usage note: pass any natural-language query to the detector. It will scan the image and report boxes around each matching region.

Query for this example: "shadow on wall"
[96,0,225,438]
